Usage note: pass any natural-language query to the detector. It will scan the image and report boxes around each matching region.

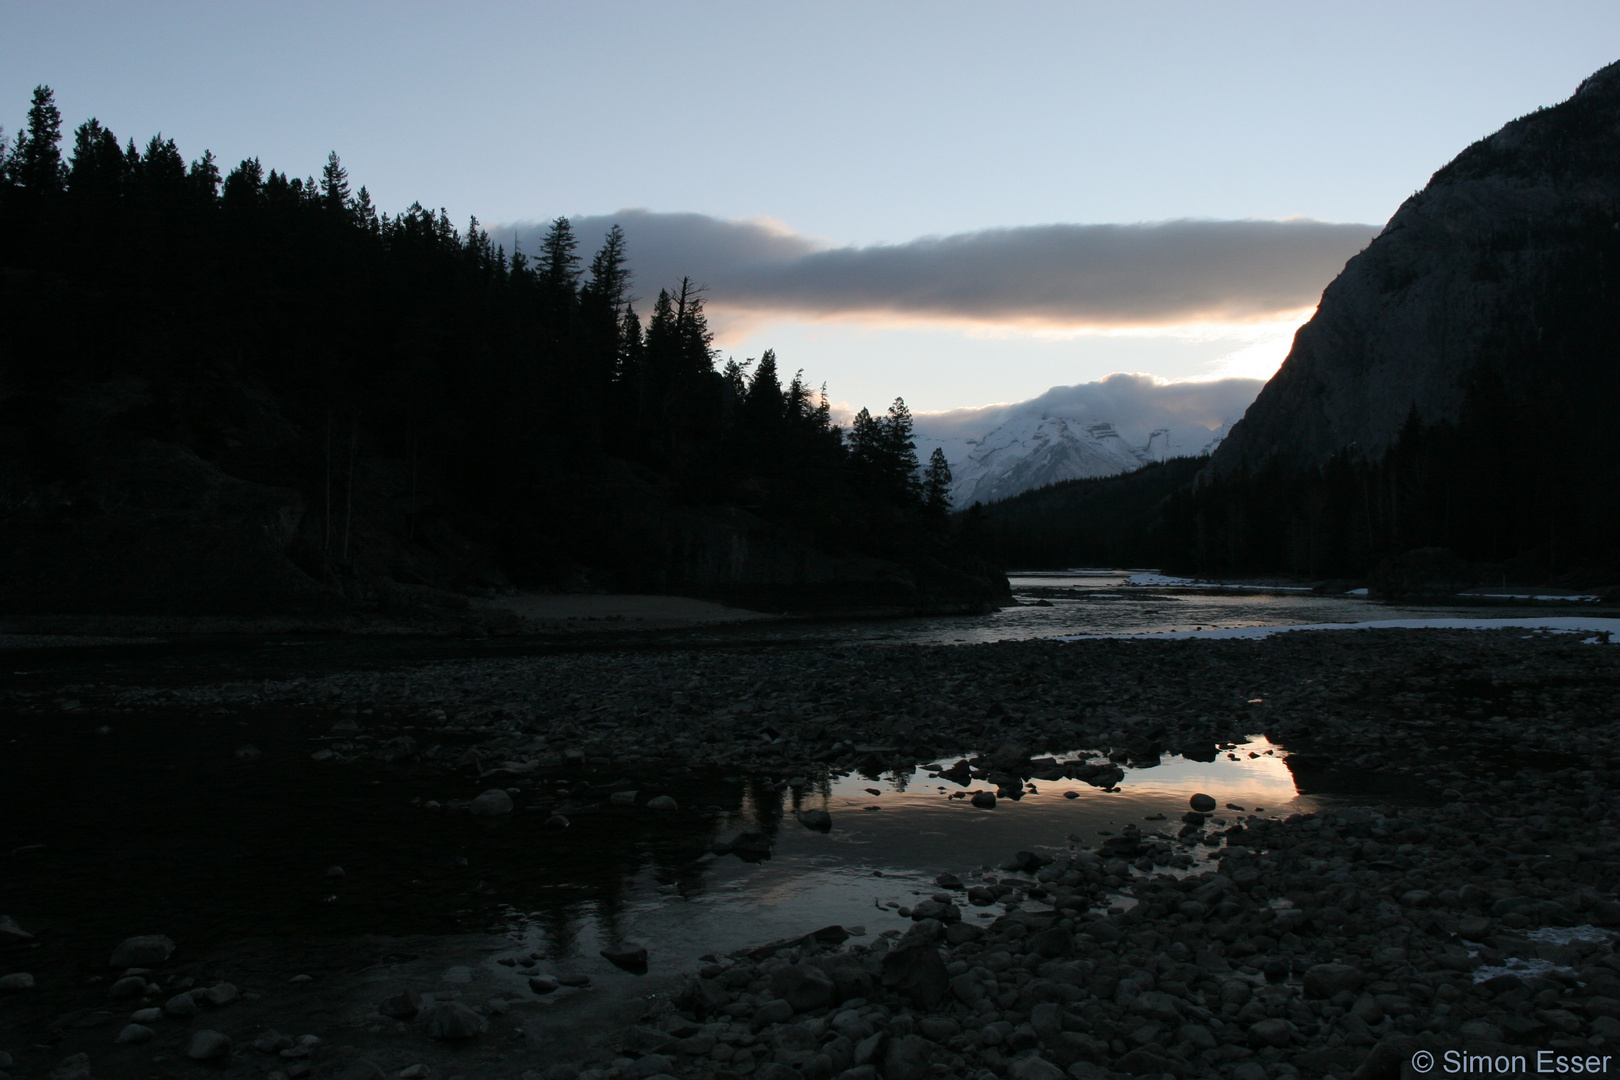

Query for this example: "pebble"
[0,973,34,991]
[797,808,833,831]
[163,990,198,1018]
[0,915,34,943]
[645,795,678,811]
[1188,792,1217,813]
[115,1022,154,1044]
[130,1007,162,1023]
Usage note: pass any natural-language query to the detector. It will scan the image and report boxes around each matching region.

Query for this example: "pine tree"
[67,118,125,200]
[14,85,64,193]
[581,224,630,314]
[923,447,953,514]
[884,397,922,501]
[745,349,783,422]
[538,216,580,294]
[320,151,349,214]
[188,150,220,200]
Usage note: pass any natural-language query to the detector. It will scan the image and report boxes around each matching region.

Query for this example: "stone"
[187,1029,232,1060]
[628,1055,675,1078]
[1231,1063,1269,1080]
[110,934,174,967]
[130,1007,162,1023]
[378,988,423,1019]
[543,814,570,829]
[398,1067,429,1079]
[254,1030,295,1052]
[195,981,238,1006]
[881,1035,932,1080]
[0,972,34,991]
[770,963,836,1012]
[424,1000,486,1039]
[600,944,649,973]
[1303,962,1366,999]
[971,791,997,809]
[1248,1017,1295,1048]
[336,1061,385,1080]
[753,998,795,1026]
[528,975,560,994]
[881,940,950,1009]
[50,1053,92,1080]
[164,990,198,1018]
[0,915,35,943]
[235,743,262,760]
[469,788,514,817]
[646,795,678,811]
[108,975,146,998]
[1008,1057,1066,1080]
[116,1023,154,1044]
[853,1030,887,1067]
[798,808,833,831]
[610,790,638,805]
[1189,793,1217,813]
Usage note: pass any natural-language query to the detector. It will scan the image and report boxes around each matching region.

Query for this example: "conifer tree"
[320,151,349,214]
[538,216,580,294]
[13,85,64,193]
[923,447,953,514]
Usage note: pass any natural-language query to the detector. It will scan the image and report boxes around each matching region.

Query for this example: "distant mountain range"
[912,373,1255,508]
[940,413,1232,507]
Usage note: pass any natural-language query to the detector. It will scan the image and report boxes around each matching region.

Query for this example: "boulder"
[770,964,836,1012]
[880,940,950,1009]
[469,789,514,817]
[110,934,175,967]
[424,1000,486,1040]
[600,944,649,974]
[186,1030,232,1060]
[1303,962,1366,1000]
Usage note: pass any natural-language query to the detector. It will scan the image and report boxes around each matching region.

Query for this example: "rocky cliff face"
[1211,60,1620,475]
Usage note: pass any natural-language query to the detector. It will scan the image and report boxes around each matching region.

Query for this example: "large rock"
[1303,962,1367,999]
[186,1030,232,1060]
[110,934,175,967]
[881,1035,933,1080]
[423,1000,486,1040]
[770,964,836,1013]
[880,940,950,1009]
[469,789,514,817]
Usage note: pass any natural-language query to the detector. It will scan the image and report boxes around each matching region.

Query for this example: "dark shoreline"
[3,627,1619,1079]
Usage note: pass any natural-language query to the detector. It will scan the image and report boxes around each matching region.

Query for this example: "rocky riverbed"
[3,627,1620,1079]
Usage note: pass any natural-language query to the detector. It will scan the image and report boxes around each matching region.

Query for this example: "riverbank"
[2,627,1618,1078]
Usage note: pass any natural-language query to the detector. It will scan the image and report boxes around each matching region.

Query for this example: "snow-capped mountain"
[947,414,1149,507]
[911,373,1259,508]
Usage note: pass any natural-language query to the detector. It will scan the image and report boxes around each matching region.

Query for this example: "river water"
[3,573,1607,1045]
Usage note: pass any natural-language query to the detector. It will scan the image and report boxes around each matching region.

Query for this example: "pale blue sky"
[6,2,1618,414]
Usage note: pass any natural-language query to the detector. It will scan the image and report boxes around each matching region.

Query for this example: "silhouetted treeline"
[0,87,992,606]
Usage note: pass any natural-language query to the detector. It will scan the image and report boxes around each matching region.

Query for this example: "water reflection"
[500,737,1326,977]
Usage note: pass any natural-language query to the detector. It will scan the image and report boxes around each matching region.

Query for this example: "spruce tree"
[320,151,349,214]
[14,85,64,193]
[538,216,580,294]
[923,447,953,514]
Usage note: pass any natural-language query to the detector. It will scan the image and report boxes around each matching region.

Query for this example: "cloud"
[912,371,1265,450]
[500,211,1377,329]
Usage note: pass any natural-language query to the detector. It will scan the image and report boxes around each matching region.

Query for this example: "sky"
[6,2,1620,428]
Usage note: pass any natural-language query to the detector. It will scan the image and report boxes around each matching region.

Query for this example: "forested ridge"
[0,87,1001,616]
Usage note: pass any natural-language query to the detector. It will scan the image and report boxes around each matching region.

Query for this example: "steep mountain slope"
[1211,60,1620,475]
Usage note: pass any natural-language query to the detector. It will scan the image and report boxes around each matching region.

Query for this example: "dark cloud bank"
[500,210,1378,326]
